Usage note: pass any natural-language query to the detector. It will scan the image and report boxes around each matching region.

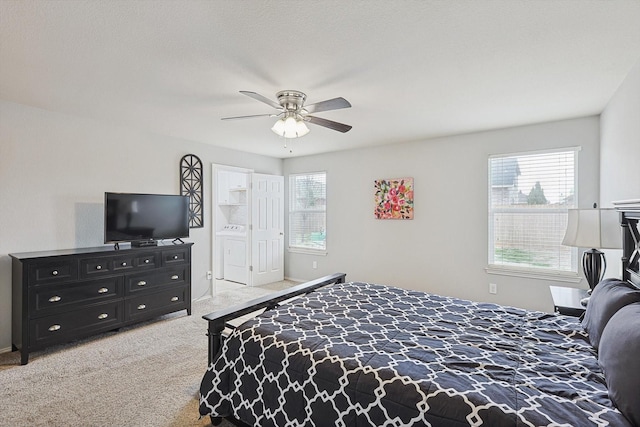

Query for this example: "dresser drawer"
[80,254,134,278]
[125,286,188,321]
[125,267,188,294]
[28,259,77,286]
[133,252,159,269]
[29,301,124,347]
[162,247,190,266]
[30,277,123,316]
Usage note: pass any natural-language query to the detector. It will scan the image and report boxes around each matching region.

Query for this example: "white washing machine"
[215,225,247,284]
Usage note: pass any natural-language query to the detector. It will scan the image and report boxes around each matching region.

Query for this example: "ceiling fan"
[222,90,352,138]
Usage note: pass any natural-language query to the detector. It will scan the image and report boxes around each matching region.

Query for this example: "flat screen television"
[104,192,189,246]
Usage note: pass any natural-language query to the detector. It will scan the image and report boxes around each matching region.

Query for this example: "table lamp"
[562,207,621,291]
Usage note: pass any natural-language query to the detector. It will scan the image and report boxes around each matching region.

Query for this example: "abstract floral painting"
[374,177,414,219]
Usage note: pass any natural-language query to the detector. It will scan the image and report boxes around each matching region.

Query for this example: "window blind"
[488,149,578,273]
[289,172,327,251]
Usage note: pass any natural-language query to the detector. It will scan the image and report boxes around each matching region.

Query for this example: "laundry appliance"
[215,224,247,284]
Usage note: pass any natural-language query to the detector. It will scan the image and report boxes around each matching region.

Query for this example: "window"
[488,148,578,276]
[289,172,326,252]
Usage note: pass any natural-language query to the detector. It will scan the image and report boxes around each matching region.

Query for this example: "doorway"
[212,164,284,290]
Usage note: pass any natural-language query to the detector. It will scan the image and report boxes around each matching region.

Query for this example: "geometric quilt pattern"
[200,282,630,426]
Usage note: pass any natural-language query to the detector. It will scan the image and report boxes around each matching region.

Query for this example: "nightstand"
[549,285,590,317]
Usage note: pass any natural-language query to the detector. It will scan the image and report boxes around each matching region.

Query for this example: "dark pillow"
[598,302,640,426]
[582,279,640,349]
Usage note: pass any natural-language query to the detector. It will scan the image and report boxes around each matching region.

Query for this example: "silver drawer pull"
[171,275,179,280]
[48,295,62,303]
[170,296,179,302]
[144,259,150,264]
[137,304,146,310]
[52,270,59,276]
[97,287,109,294]
[173,255,179,260]
[137,280,147,286]
[95,265,102,270]
[121,262,127,267]
[98,313,108,320]
[48,324,61,332]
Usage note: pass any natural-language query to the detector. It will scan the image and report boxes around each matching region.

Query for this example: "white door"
[251,173,284,286]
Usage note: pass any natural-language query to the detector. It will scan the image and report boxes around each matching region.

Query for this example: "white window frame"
[487,147,580,282]
[288,171,327,255]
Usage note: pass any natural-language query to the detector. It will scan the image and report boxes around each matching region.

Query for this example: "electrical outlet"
[312,261,317,269]
[489,283,497,294]
[206,271,212,280]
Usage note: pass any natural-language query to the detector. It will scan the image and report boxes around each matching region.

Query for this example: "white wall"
[0,100,282,352]
[284,116,601,313]
[600,58,640,205]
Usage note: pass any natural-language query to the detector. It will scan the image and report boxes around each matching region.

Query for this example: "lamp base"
[582,249,606,291]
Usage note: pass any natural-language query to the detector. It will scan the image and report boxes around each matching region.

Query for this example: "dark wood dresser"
[10,242,193,365]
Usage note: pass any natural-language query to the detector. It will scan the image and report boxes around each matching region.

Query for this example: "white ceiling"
[1,1,640,159]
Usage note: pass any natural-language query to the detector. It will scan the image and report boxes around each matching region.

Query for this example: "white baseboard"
[0,346,12,354]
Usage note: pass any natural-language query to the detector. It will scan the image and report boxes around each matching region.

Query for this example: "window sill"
[288,247,327,256]
[486,266,581,283]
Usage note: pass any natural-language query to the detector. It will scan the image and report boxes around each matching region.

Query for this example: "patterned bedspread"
[199,282,631,426]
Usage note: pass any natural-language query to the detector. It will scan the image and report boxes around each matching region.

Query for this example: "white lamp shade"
[271,119,286,135]
[562,208,621,249]
[282,116,298,138]
[295,119,310,137]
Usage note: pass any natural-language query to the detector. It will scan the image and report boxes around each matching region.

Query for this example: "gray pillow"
[582,278,640,350]
[598,302,640,426]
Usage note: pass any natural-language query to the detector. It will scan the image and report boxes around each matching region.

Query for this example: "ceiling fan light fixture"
[271,115,310,138]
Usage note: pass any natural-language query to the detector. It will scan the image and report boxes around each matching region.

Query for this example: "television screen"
[104,192,190,244]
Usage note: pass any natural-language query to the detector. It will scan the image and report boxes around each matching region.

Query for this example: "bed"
[199,206,640,426]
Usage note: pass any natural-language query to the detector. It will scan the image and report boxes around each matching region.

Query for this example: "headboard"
[616,200,640,289]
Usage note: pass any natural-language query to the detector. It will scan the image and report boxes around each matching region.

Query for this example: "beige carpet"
[0,281,297,427]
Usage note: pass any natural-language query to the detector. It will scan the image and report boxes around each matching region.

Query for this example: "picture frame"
[374,177,414,220]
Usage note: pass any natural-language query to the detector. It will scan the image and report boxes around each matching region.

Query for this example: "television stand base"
[132,240,158,247]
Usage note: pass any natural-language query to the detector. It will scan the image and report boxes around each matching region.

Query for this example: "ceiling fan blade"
[239,91,282,109]
[304,97,351,114]
[305,116,352,133]
[221,113,277,121]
